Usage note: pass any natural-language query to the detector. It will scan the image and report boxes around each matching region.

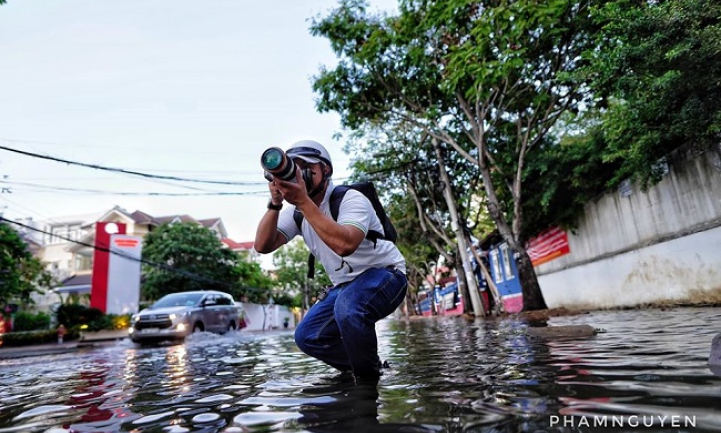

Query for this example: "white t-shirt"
[276,182,406,285]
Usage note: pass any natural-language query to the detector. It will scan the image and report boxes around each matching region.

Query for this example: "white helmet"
[286,140,333,176]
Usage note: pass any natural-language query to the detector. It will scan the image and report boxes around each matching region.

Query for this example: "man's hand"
[276,168,312,208]
[267,178,284,206]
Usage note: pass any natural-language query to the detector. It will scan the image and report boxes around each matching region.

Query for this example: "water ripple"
[0,307,720,431]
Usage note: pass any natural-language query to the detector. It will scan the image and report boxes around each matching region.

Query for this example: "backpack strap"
[293,185,386,279]
[330,186,385,248]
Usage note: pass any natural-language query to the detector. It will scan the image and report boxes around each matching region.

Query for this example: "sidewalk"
[0,329,129,360]
[0,341,82,359]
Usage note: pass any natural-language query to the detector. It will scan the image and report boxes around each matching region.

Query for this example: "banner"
[527,226,570,266]
[106,235,142,315]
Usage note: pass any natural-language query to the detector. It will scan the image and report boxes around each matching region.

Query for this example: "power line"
[0,144,266,186]
[0,180,267,196]
[1,216,268,295]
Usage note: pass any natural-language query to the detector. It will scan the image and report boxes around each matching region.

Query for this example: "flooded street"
[1,306,720,432]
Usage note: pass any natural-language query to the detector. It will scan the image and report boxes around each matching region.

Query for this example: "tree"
[234,260,274,304]
[343,125,475,313]
[273,239,331,310]
[312,0,601,310]
[141,222,242,300]
[586,0,721,187]
[0,221,52,305]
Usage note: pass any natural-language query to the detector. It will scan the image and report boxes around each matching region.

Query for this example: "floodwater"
[1,307,720,433]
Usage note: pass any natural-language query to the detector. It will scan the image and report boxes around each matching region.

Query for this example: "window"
[500,244,514,280]
[490,250,503,283]
[50,226,66,244]
[75,254,93,271]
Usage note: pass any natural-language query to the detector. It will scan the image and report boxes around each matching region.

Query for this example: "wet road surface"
[0,306,720,432]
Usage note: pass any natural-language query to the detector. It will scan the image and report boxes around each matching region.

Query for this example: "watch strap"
[267,200,283,211]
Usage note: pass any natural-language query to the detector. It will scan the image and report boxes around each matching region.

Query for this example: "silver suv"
[129,290,241,343]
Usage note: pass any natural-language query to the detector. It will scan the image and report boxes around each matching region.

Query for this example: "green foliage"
[586,0,721,187]
[53,304,130,332]
[83,314,128,332]
[55,304,104,330]
[0,329,78,347]
[311,0,601,309]
[0,222,52,305]
[234,260,274,304]
[272,239,331,305]
[141,222,241,300]
[517,112,622,239]
[341,126,459,292]
[12,311,51,331]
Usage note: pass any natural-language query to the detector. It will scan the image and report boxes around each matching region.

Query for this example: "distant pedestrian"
[57,324,66,344]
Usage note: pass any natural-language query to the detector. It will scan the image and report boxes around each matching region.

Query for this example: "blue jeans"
[294,267,407,379]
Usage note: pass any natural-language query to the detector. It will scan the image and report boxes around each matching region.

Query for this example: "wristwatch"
[267,199,283,211]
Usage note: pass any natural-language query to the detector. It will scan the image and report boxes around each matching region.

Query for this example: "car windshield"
[151,293,204,309]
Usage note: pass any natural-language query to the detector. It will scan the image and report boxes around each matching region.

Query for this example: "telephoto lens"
[261,147,297,182]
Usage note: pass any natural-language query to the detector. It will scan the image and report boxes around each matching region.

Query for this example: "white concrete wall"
[539,148,721,272]
[540,225,721,309]
[536,148,721,309]
[239,302,296,332]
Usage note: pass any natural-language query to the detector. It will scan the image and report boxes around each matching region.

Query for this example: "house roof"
[222,238,255,251]
[155,214,197,225]
[60,273,92,286]
[198,218,220,227]
[129,210,157,225]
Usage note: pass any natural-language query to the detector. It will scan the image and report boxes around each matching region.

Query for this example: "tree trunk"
[453,250,474,315]
[514,247,548,311]
[433,138,485,317]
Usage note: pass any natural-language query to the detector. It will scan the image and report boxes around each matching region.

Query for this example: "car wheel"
[192,322,204,333]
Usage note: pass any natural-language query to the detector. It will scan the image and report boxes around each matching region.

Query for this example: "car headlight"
[169,311,190,321]
[131,314,139,323]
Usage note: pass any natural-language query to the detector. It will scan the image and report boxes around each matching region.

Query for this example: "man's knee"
[294,323,309,352]
[334,298,362,329]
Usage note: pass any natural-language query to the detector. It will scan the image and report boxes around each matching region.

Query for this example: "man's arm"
[254,182,289,254]
[254,208,288,254]
[276,171,365,257]
[296,199,365,257]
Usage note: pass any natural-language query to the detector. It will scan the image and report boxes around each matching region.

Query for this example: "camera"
[261,147,314,189]
[261,147,296,182]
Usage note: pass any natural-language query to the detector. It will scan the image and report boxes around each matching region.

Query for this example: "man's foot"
[354,374,380,387]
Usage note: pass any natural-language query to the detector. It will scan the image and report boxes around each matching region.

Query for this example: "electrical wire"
[1,216,269,295]
[0,144,266,186]
[0,180,267,196]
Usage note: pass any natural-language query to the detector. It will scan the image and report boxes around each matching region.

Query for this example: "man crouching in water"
[254,140,407,384]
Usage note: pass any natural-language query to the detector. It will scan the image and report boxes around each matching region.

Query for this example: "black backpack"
[293,181,397,278]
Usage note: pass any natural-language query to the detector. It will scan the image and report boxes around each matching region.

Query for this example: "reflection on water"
[1,307,720,432]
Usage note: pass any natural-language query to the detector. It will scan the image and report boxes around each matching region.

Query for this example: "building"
[27,206,251,312]
[221,238,259,263]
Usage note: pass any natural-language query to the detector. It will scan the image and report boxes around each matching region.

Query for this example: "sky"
[0,0,396,266]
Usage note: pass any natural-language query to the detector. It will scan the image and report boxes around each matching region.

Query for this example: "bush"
[56,304,104,329]
[12,311,51,332]
[0,328,80,347]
